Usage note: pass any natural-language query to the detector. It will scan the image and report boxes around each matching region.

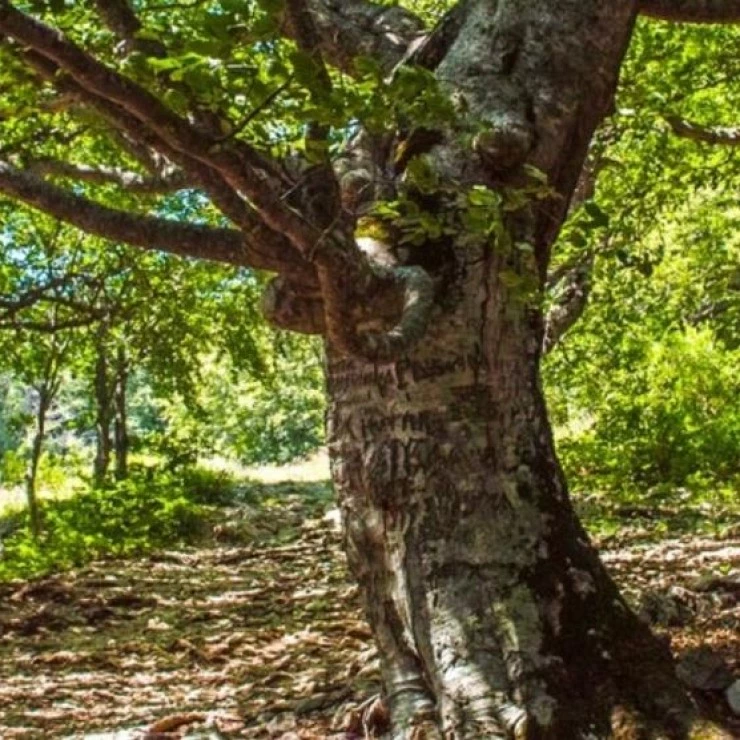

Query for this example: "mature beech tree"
[0,0,738,737]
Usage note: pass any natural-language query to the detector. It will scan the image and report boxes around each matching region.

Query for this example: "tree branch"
[687,298,734,324]
[666,115,740,146]
[93,0,167,56]
[290,0,426,74]
[1,0,437,359]
[25,158,191,193]
[261,276,326,335]
[0,275,97,311]
[0,315,98,332]
[18,50,317,283]
[543,252,595,354]
[319,255,435,363]
[639,0,740,23]
[283,0,342,229]
[261,231,437,360]
[94,0,233,141]
[0,160,251,266]
[0,2,316,253]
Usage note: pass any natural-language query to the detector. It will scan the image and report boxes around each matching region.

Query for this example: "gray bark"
[24,387,50,539]
[327,245,693,736]
[325,1,719,737]
[0,0,731,735]
[24,347,63,538]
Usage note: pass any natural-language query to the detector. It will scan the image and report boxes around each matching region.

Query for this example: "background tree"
[0,318,76,536]
[0,201,280,483]
[0,214,93,533]
[544,16,740,496]
[0,1,738,737]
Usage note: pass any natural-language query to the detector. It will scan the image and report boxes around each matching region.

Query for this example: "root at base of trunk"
[375,664,735,740]
[382,708,731,740]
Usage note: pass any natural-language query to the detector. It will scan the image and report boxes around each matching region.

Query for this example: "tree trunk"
[25,389,49,539]
[113,346,129,480]
[327,240,717,738]
[325,2,727,737]
[93,341,112,487]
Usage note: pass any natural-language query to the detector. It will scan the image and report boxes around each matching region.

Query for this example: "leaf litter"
[0,484,737,738]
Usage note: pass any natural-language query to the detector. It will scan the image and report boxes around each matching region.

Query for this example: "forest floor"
[0,471,738,739]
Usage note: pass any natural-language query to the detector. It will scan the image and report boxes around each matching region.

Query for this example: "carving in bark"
[0,0,736,736]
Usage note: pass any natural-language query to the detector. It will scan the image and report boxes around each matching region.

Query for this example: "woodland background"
[1,8,738,576]
[0,4,738,736]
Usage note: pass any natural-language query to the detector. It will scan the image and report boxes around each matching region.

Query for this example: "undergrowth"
[0,467,238,582]
[1,454,735,583]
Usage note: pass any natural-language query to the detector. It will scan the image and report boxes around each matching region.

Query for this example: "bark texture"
[93,340,113,487]
[327,244,698,738]
[25,387,50,538]
[324,1,724,737]
[113,346,129,480]
[639,0,740,23]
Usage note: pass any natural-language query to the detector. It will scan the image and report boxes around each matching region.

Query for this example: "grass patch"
[573,477,740,542]
[0,461,336,583]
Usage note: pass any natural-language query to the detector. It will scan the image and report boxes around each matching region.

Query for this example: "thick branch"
[0,2,316,252]
[94,0,232,142]
[639,0,740,23]
[26,158,191,193]
[292,0,426,74]
[2,1,436,359]
[666,115,740,146]
[261,276,326,335]
[283,0,341,229]
[262,231,436,359]
[20,51,317,283]
[404,1,471,71]
[0,160,250,266]
[319,257,435,363]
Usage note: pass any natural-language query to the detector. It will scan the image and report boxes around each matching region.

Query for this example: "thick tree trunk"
[113,346,129,480]
[325,2,729,737]
[326,241,715,738]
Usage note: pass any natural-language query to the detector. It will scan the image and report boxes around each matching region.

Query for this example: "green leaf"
[584,202,610,229]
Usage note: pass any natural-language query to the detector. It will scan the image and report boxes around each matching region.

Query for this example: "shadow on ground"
[0,481,738,738]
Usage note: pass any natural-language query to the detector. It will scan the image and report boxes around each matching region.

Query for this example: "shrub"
[552,328,740,489]
[0,469,214,581]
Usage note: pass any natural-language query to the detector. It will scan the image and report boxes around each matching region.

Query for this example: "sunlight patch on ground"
[201,448,331,484]
[0,450,331,517]
[0,486,26,513]
[0,478,82,516]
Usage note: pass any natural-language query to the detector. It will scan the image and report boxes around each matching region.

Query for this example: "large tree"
[0,1,737,736]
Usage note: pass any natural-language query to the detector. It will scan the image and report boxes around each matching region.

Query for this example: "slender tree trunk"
[25,389,49,539]
[93,341,112,487]
[113,346,129,480]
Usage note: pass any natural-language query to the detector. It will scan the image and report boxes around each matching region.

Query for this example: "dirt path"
[0,492,738,739]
